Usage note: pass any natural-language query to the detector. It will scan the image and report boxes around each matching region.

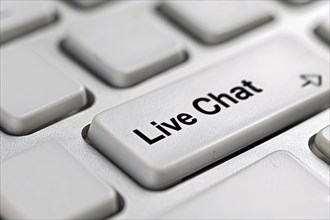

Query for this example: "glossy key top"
[87,36,329,190]
[0,0,57,43]
[0,47,88,135]
[160,1,272,44]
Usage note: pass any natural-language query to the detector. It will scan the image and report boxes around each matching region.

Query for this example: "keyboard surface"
[0,0,329,219]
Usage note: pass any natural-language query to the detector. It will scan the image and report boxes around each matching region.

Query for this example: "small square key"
[0,47,88,135]
[63,12,186,87]
[0,142,119,219]
[160,1,272,44]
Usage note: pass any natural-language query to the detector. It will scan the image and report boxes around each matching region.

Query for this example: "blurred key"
[0,1,57,43]
[315,126,330,159]
[160,1,272,44]
[160,151,330,219]
[63,12,186,87]
[316,18,330,44]
[0,142,119,219]
[0,47,88,135]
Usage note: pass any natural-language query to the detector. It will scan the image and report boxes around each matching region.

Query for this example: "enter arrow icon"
[300,74,322,87]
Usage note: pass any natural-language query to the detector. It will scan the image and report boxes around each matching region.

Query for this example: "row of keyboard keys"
[61,1,273,87]
[0,1,57,44]
[0,47,88,135]
[87,36,330,189]
[0,142,119,219]
[1,1,328,136]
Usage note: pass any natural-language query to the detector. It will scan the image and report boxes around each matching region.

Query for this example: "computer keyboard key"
[315,126,330,159]
[0,142,119,220]
[160,1,272,44]
[63,12,186,87]
[0,1,57,43]
[87,36,329,190]
[160,151,330,219]
[0,48,88,135]
[316,19,330,44]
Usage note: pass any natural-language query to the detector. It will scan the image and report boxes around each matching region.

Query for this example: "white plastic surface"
[160,151,330,219]
[0,142,119,220]
[161,1,273,44]
[87,36,329,190]
[63,11,186,87]
[0,47,88,135]
[0,0,57,43]
[315,125,330,159]
[0,0,329,219]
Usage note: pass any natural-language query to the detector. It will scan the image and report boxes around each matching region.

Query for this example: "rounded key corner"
[267,150,295,158]
[135,171,176,191]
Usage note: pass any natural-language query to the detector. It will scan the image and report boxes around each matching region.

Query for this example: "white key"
[316,18,330,43]
[0,142,119,220]
[0,1,57,43]
[315,126,330,159]
[160,151,330,219]
[69,0,106,8]
[160,1,272,44]
[0,47,88,135]
[63,12,186,87]
[87,36,329,190]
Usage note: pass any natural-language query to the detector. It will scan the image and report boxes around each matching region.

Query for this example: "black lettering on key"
[133,80,263,145]
[133,129,165,145]
[192,98,221,115]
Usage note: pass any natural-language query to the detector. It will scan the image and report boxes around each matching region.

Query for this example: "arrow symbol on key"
[300,74,322,87]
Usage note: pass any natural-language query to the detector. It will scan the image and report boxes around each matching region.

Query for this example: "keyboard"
[0,0,329,219]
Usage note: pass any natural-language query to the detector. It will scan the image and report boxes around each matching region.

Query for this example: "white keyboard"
[0,0,329,219]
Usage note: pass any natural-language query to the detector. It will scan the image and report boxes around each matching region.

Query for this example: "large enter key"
[87,36,330,190]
